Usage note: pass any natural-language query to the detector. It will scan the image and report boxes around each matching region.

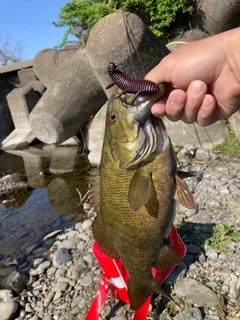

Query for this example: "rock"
[80,275,93,287]
[0,267,17,278]
[0,289,14,302]
[66,263,86,280]
[42,316,53,320]
[42,315,53,320]
[186,244,201,255]
[1,271,28,294]
[52,248,72,268]
[195,147,218,162]
[43,230,63,241]
[58,238,80,250]
[0,301,18,320]
[83,254,93,264]
[81,219,93,231]
[174,278,219,307]
[52,282,69,292]
[111,316,128,320]
[165,263,188,285]
[43,291,55,308]
[228,196,240,207]
[175,307,203,320]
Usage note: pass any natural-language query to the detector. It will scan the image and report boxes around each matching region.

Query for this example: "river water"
[0,144,91,284]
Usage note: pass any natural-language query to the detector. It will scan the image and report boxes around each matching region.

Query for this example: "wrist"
[222,28,240,83]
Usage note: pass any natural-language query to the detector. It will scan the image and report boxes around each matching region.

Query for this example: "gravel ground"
[1,150,240,320]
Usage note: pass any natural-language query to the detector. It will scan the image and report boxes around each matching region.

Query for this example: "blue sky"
[0,0,70,60]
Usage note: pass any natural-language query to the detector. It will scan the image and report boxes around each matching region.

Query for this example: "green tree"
[53,0,194,48]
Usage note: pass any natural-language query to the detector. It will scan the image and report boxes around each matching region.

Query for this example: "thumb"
[145,55,173,84]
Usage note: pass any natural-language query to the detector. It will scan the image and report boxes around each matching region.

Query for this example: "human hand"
[145,28,240,126]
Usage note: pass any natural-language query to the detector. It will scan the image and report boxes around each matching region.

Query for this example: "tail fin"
[128,278,172,310]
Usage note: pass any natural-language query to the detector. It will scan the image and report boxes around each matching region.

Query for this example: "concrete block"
[163,118,229,149]
[0,77,14,144]
[191,0,240,35]
[33,46,80,87]
[17,68,37,86]
[1,86,40,149]
[27,80,46,95]
[49,145,81,174]
[86,11,169,97]
[29,48,107,144]
[22,153,48,188]
[86,102,107,166]
[1,129,37,150]
[228,111,240,142]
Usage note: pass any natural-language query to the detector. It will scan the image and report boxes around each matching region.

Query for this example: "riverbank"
[1,152,240,320]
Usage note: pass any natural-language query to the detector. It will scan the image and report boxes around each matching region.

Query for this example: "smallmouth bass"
[91,86,195,310]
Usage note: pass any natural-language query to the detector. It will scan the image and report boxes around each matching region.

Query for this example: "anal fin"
[92,214,119,259]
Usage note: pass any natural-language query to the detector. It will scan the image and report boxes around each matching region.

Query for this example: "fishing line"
[119,0,137,79]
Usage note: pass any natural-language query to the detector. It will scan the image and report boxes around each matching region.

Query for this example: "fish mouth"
[119,85,165,124]
[118,90,167,170]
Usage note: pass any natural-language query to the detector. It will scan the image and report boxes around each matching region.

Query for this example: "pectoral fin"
[92,214,119,259]
[153,243,183,270]
[175,174,196,209]
[128,169,151,212]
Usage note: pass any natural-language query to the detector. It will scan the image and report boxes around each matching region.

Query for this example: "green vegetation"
[212,128,240,157]
[205,222,240,253]
[52,0,195,48]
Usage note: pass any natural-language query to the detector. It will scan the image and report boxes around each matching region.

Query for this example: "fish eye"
[109,111,118,122]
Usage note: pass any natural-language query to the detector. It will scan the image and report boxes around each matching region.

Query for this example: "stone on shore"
[174,278,219,307]
[1,271,28,294]
[0,301,18,320]
[52,248,72,268]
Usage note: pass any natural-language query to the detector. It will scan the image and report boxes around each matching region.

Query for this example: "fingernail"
[170,95,184,109]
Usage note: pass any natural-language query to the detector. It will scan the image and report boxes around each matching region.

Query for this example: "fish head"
[105,84,167,169]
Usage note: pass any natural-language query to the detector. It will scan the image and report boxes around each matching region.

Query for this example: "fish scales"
[92,88,195,310]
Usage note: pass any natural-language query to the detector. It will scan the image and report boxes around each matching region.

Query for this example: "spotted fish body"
[91,88,195,310]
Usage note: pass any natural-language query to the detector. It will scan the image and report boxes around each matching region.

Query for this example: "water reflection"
[0,144,92,283]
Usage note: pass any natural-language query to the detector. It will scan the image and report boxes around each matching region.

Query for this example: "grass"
[205,222,240,253]
[212,128,240,157]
